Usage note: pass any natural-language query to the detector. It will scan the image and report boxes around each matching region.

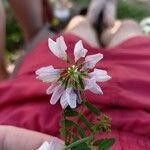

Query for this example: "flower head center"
[68,65,78,76]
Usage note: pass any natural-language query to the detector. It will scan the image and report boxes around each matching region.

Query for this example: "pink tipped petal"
[36,66,60,83]
[35,66,54,75]
[37,71,60,83]
[48,36,67,61]
[38,141,50,150]
[85,78,103,94]
[89,69,111,82]
[50,85,64,105]
[46,83,58,94]
[74,40,88,62]
[84,53,103,69]
[48,38,59,56]
[56,36,67,52]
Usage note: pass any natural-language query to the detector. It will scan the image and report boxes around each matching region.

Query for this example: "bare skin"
[0,126,63,150]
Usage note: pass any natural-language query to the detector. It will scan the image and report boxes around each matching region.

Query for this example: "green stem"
[64,135,94,150]
[63,110,68,145]
[67,101,84,143]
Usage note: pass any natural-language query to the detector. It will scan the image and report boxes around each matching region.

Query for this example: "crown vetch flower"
[36,36,111,109]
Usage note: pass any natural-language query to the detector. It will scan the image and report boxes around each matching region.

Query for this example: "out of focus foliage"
[117,0,150,21]
[4,0,23,52]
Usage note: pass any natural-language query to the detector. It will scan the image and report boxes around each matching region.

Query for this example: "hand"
[0,125,64,150]
[87,0,117,27]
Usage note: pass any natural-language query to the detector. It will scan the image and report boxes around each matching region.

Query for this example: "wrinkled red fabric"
[0,34,150,149]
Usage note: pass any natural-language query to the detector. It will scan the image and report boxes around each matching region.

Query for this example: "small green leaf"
[60,128,68,137]
[94,138,115,150]
[71,143,91,150]
[78,75,85,89]
[80,114,93,131]
[70,132,79,142]
[76,124,86,138]
[61,120,86,138]
[85,101,101,116]
[61,120,76,128]
[64,136,93,150]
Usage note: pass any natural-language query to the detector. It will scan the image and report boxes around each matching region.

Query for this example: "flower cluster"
[36,36,111,109]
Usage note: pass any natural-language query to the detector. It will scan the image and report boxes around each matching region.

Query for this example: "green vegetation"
[4,0,23,52]
[117,0,150,21]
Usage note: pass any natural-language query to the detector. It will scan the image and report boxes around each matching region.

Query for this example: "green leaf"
[61,120,76,128]
[71,143,91,150]
[64,136,93,150]
[76,124,86,138]
[61,120,86,138]
[80,114,93,131]
[85,101,101,116]
[60,128,69,137]
[78,75,85,89]
[93,138,115,150]
[70,132,79,142]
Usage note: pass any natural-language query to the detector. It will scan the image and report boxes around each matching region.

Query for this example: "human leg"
[9,0,53,44]
[65,15,100,48]
[0,0,8,80]
[101,19,143,48]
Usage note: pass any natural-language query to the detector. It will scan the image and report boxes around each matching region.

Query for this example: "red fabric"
[0,34,150,149]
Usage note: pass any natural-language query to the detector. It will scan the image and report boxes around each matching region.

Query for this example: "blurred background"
[2,0,150,73]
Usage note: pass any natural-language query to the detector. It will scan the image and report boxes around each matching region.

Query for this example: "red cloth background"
[0,34,150,149]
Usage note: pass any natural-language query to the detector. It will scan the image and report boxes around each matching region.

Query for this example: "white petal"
[36,66,60,83]
[38,141,50,150]
[46,83,58,94]
[56,36,67,52]
[67,88,77,109]
[60,93,69,109]
[89,69,111,82]
[74,90,82,104]
[74,40,88,62]
[48,36,68,61]
[49,139,64,150]
[35,66,54,75]
[60,88,77,109]
[38,139,64,150]
[85,78,103,94]
[48,38,59,56]
[50,85,64,105]
[84,53,103,69]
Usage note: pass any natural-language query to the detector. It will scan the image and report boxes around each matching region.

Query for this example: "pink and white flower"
[36,36,111,109]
